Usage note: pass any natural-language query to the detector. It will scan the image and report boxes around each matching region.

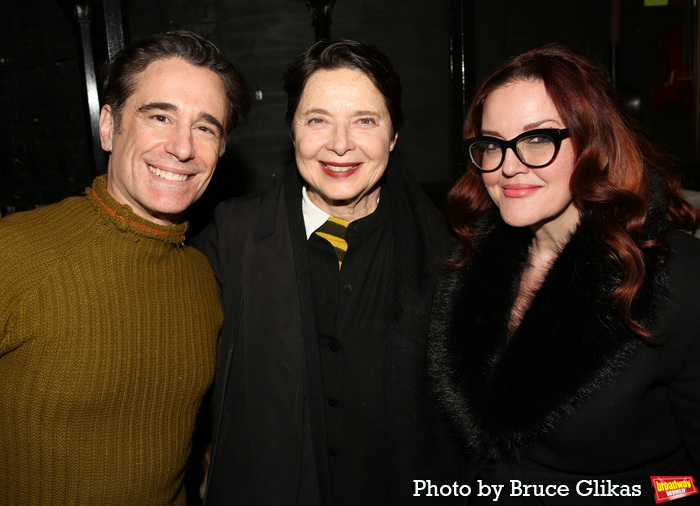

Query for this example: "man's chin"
[142,204,187,227]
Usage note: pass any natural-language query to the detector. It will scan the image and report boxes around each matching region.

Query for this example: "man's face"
[99,57,228,226]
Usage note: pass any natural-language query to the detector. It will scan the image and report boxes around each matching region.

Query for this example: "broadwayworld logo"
[650,476,698,504]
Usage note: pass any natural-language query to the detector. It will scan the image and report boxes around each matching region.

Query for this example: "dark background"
[2,0,698,233]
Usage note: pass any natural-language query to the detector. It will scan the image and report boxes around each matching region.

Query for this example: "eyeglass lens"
[470,133,558,171]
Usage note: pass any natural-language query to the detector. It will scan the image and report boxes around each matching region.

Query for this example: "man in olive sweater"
[0,31,249,505]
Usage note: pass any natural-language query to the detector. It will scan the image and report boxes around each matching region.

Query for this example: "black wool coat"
[428,209,700,505]
[195,158,465,506]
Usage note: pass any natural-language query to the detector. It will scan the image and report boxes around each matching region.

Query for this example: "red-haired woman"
[429,43,700,504]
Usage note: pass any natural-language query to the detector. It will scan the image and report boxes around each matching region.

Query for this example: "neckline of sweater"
[86,175,188,246]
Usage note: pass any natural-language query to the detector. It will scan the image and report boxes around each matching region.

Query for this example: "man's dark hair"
[283,39,403,136]
[101,30,250,135]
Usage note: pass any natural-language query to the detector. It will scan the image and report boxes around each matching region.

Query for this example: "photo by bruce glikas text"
[413,479,642,501]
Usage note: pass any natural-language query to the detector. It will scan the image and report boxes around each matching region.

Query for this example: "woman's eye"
[358,117,375,125]
[525,136,552,145]
[308,117,324,125]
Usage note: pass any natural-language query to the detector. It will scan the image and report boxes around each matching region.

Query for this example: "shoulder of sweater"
[1,194,88,232]
[183,244,220,275]
[0,197,99,309]
[0,196,98,267]
[0,195,208,277]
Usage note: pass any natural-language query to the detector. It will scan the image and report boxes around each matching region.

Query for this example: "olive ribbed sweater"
[0,175,222,505]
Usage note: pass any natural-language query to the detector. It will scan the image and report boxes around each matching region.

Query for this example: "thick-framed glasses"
[464,128,570,172]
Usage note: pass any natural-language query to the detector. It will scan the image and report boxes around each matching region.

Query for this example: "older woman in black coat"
[429,44,700,505]
[196,39,464,506]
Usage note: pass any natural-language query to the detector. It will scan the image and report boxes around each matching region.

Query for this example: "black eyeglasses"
[464,128,570,172]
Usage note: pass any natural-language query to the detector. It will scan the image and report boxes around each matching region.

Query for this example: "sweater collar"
[86,174,188,245]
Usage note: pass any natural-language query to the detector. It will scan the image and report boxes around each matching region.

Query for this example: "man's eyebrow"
[138,102,177,114]
[199,113,225,138]
[138,102,225,137]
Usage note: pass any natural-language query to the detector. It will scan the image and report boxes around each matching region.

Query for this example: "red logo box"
[650,476,699,504]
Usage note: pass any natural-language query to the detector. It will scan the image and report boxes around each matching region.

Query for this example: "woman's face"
[480,80,580,240]
[292,67,397,218]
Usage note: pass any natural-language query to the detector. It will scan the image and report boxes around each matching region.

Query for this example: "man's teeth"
[148,165,189,181]
[321,163,360,172]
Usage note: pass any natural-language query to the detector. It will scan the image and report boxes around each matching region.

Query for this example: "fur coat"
[428,208,700,503]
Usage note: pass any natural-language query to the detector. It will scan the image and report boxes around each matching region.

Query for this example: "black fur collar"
[428,216,669,463]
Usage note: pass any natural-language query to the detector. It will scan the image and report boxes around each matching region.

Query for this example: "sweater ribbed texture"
[0,175,222,505]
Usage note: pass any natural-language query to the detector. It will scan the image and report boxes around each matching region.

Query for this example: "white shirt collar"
[302,186,330,239]
[301,186,382,238]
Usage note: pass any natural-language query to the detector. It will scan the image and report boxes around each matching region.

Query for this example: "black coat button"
[343,284,352,294]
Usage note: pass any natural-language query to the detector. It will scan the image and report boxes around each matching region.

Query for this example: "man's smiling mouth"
[148,164,190,181]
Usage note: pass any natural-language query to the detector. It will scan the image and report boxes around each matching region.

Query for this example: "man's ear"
[99,105,114,152]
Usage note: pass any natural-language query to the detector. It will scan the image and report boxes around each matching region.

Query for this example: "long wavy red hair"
[446,43,699,336]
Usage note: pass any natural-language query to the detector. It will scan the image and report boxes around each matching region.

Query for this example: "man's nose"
[165,125,196,161]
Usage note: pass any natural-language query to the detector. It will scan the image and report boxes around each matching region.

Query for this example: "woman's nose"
[327,124,354,155]
[500,146,528,177]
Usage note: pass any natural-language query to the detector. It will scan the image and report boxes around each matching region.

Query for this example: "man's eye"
[152,115,169,122]
[308,118,324,125]
[358,118,375,125]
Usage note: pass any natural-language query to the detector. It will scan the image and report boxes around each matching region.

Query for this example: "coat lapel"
[242,176,309,503]
[283,169,335,504]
